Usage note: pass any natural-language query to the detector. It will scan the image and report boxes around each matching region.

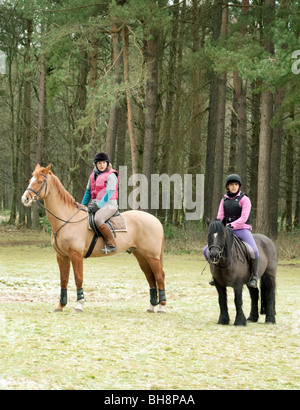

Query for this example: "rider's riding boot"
[248,257,259,288]
[98,223,117,254]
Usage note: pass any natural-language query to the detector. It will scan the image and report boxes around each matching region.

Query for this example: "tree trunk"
[212,2,228,217]
[286,108,294,232]
[228,89,237,173]
[189,0,202,174]
[23,19,33,228]
[142,29,158,212]
[122,26,138,176]
[32,33,46,230]
[233,71,247,192]
[106,25,122,163]
[269,86,285,238]
[294,136,300,229]
[256,0,275,236]
[160,0,179,175]
[249,81,260,227]
[203,0,222,222]
[89,33,98,162]
[72,48,89,202]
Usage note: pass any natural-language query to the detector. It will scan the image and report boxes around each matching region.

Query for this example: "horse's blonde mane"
[32,164,78,208]
[48,171,76,207]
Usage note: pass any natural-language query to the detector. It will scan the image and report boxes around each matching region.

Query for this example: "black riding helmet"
[94,152,109,164]
[225,174,242,187]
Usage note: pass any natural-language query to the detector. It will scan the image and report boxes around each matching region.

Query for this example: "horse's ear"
[222,217,227,226]
[206,217,211,227]
[43,163,51,175]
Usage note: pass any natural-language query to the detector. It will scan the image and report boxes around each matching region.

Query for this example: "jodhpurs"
[94,204,118,227]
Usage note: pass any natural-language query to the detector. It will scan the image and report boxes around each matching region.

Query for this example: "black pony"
[207,219,277,326]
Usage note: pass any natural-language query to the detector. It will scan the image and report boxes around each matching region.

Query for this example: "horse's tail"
[160,233,164,268]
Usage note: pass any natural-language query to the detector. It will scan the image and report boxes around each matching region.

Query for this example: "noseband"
[25,173,48,201]
[208,245,225,258]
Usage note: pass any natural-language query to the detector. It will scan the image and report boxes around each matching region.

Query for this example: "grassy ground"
[0,224,299,390]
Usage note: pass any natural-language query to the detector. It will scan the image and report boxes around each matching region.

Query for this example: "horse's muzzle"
[21,192,35,207]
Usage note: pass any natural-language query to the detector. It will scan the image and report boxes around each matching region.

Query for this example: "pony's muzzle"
[210,251,221,264]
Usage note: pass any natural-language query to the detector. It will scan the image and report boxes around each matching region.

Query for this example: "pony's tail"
[260,273,276,316]
[260,274,266,315]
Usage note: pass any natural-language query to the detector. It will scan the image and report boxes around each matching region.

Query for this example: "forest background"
[0,0,300,240]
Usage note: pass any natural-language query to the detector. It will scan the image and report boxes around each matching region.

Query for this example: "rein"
[29,173,88,256]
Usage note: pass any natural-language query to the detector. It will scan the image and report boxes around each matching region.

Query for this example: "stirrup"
[101,245,117,254]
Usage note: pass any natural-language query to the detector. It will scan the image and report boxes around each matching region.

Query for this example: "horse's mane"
[48,171,76,207]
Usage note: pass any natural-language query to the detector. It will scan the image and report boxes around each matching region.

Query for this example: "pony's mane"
[46,171,76,207]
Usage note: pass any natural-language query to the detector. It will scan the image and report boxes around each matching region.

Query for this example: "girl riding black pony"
[203,174,259,288]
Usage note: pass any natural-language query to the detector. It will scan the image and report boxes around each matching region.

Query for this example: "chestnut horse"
[21,164,166,313]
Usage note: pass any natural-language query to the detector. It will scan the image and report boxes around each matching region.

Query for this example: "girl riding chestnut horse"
[81,152,119,254]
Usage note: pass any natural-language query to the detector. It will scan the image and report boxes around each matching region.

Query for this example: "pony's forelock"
[209,219,226,235]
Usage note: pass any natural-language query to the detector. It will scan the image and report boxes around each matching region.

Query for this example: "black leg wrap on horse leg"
[60,289,67,306]
[150,288,158,306]
[77,288,84,301]
[159,289,166,303]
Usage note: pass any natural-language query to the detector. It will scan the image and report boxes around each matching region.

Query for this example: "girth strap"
[84,233,100,259]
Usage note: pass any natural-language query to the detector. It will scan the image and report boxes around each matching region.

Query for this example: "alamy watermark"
[291,50,300,74]
[118,166,204,221]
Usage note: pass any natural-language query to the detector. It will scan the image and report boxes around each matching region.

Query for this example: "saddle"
[85,209,127,258]
[232,234,251,263]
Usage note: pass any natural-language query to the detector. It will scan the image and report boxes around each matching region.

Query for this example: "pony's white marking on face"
[214,233,218,238]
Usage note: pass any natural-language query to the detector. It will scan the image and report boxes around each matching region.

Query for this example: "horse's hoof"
[247,318,258,323]
[157,304,166,314]
[74,299,84,313]
[53,305,64,312]
[146,304,155,313]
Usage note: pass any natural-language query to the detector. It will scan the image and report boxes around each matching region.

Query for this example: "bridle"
[208,231,227,266]
[25,172,48,202]
[24,172,88,256]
